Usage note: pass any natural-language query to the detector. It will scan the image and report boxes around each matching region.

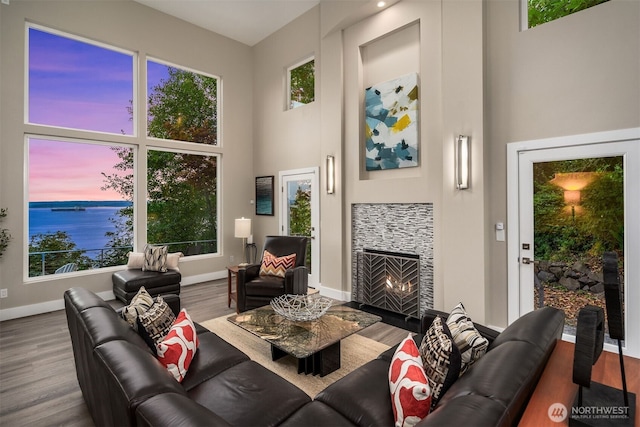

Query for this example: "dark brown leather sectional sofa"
[64,287,564,427]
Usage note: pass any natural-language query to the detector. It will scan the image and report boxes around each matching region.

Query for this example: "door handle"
[521,257,539,265]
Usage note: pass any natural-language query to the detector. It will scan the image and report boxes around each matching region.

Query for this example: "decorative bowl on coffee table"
[270,294,332,321]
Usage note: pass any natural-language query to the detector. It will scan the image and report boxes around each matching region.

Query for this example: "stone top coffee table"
[228,303,381,377]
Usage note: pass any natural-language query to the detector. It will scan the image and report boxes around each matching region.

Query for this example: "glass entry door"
[279,168,319,287]
[508,130,639,358]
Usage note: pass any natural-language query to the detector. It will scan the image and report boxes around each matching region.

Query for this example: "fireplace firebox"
[357,248,420,319]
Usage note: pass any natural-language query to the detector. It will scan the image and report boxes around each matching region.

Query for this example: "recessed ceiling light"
[377,1,386,7]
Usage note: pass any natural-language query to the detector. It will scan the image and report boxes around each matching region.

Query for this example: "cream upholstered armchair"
[236,235,308,313]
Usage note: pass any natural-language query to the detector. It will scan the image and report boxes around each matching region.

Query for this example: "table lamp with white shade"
[234,217,252,266]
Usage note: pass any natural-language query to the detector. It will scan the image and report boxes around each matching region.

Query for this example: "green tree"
[29,231,92,276]
[533,157,624,262]
[0,208,10,260]
[101,146,134,266]
[290,60,315,107]
[104,66,219,257]
[581,164,624,253]
[146,150,217,254]
[147,67,218,145]
[289,188,312,269]
[528,0,609,28]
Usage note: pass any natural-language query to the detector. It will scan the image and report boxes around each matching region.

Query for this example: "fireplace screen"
[358,249,420,319]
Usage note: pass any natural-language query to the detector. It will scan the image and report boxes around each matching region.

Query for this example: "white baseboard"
[181,270,226,286]
[0,290,115,322]
[0,270,228,322]
[316,283,351,302]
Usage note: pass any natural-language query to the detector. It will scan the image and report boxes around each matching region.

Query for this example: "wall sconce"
[326,155,335,194]
[234,217,251,266]
[455,135,470,190]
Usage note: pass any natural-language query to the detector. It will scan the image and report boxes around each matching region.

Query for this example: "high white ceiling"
[134,0,321,47]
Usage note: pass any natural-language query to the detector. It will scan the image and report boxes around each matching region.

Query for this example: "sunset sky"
[28,27,168,202]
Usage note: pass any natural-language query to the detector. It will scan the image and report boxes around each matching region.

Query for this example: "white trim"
[278,167,320,288]
[0,290,114,322]
[181,270,226,286]
[316,283,351,302]
[519,0,528,32]
[0,271,227,321]
[286,55,315,110]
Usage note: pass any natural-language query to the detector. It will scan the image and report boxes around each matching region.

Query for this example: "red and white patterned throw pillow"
[389,334,432,427]
[259,250,296,278]
[156,309,199,382]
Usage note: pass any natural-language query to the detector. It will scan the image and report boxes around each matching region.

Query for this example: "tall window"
[26,25,222,278]
[525,0,609,29]
[147,150,218,255]
[147,60,219,145]
[27,25,135,277]
[146,60,220,254]
[287,57,315,109]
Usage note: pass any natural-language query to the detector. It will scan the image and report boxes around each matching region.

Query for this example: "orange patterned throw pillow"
[259,250,297,278]
[389,334,432,427]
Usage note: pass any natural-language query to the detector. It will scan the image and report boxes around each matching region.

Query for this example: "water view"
[29,200,131,251]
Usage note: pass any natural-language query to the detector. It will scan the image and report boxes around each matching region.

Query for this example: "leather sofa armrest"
[236,264,261,313]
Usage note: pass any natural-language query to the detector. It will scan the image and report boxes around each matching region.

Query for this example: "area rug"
[200,315,390,397]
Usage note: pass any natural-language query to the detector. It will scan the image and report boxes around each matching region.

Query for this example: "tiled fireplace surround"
[351,203,434,317]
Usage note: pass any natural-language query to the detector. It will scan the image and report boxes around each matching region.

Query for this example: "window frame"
[146,57,222,147]
[145,146,220,258]
[25,23,138,137]
[24,23,224,281]
[520,0,610,30]
[286,55,315,110]
[24,134,138,281]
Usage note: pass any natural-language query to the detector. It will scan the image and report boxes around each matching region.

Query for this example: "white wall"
[0,0,254,317]
[251,6,322,246]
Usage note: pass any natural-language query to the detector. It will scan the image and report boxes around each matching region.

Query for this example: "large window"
[26,25,221,278]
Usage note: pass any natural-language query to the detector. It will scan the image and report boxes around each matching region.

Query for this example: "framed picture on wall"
[255,176,274,216]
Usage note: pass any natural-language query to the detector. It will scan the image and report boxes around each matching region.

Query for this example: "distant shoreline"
[29,200,132,209]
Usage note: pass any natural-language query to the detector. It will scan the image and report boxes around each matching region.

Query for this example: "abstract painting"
[364,73,419,171]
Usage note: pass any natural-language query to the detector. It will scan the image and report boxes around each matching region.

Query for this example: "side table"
[226,265,240,313]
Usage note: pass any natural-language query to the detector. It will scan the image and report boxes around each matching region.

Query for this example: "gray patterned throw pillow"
[142,244,168,272]
[446,302,489,374]
[419,316,462,409]
[137,296,176,352]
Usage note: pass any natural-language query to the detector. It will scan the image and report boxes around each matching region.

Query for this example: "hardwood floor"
[0,279,408,426]
[520,340,639,426]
